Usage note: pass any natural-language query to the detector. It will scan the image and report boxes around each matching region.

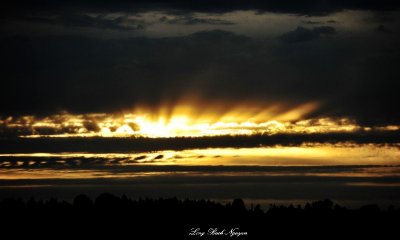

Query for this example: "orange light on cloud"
[0,101,398,138]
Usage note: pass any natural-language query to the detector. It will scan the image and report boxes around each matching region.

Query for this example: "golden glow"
[1,144,399,166]
[0,101,398,138]
[1,144,400,180]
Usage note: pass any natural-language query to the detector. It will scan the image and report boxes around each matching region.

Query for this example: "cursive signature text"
[189,227,248,237]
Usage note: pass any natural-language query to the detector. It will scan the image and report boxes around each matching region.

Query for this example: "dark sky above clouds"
[1,0,400,126]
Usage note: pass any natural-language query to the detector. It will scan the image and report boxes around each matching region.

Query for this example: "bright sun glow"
[0,101,398,138]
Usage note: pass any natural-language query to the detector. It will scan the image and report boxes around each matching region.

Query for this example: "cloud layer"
[3,0,400,16]
[1,1,400,129]
[279,26,335,43]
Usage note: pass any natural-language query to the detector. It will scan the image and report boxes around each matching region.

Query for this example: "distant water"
[1,143,400,207]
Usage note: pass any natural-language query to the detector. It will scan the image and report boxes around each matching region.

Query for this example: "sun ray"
[1,101,398,138]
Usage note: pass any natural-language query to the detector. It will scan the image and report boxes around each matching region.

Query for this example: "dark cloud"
[59,14,145,30]
[1,26,400,126]
[314,26,336,34]
[159,15,234,25]
[17,13,146,31]
[302,20,322,25]
[309,41,400,125]
[2,0,400,17]
[0,30,252,116]
[364,14,397,24]
[375,24,393,33]
[1,1,400,128]
[279,26,335,43]
[1,132,399,153]
[83,119,101,132]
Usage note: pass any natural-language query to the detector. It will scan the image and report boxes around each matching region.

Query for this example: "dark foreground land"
[1,193,399,239]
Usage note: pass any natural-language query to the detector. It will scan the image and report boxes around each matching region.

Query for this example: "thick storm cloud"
[1,0,400,127]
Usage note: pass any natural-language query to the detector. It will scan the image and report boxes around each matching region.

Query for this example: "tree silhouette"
[0,194,398,239]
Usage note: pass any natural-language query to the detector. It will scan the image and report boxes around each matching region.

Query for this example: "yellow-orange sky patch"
[0,101,398,138]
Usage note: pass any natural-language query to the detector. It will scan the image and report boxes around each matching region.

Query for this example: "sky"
[1,0,400,139]
[1,1,400,205]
